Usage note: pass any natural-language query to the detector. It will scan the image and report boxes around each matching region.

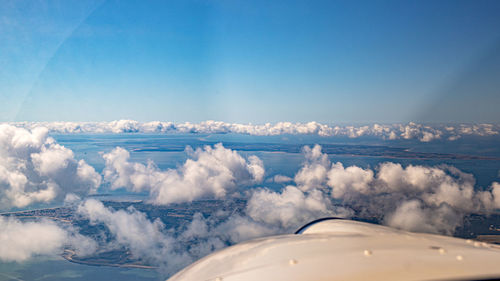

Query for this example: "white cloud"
[271,174,293,183]
[77,199,189,270]
[0,125,101,209]
[7,121,499,142]
[103,143,264,205]
[290,145,500,235]
[0,216,96,262]
[76,199,281,276]
[327,162,374,198]
[0,217,66,262]
[62,144,500,276]
[478,182,500,211]
[399,122,443,142]
[384,200,463,234]
[294,145,330,191]
[101,143,500,236]
[246,185,348,229]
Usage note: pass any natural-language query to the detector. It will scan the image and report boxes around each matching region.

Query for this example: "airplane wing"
[167,218,500,281]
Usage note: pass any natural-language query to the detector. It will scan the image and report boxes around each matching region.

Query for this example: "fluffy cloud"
[478,182,500,211]
[65,144,500,276]
[102,142,500,236]
[399,122,443,142]
[76,199,278,276]
[77,199,190,271]
[288,145,500,235]
[246,186,345,229]
[0,216,96,262]
[103,143,264,204]
[327,162,374,198]
[294,145,330,190]
[0,217,66,261]
[384,200,463,234]
[271,174,293,183]
[4,133,500,276]
[0,125,101,209]
[8,121,499,142]
[76,199,278,275]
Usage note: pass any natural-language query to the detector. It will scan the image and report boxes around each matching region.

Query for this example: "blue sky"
[1,0,500,123]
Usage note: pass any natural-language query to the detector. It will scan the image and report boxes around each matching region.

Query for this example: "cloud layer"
[101,144,500,235]
[76,144,500,277]
[8,120,499,142]
[2,130,500,278]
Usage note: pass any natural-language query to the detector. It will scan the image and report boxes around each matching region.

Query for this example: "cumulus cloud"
[0,125,101,209]
[478,182,500,211]
[0,216,96,262]
[246,186,346,229]
[101,142,500,237]
[7,121,499,142]
[271,174,293,183]
[65,144,500,277]
[103,143,264,205]
[294,144,330,190]
[287,145,500,235]
[384,200,463,234]
[0,217,66,262]
[327,162,374,198]
[4,133,500,276]
[76,199,278,275]
[77,199,191,272]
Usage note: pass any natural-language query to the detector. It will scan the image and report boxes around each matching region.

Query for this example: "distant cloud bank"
[7,120,500,142]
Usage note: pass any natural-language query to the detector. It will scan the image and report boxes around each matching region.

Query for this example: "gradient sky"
[1,0,500,123]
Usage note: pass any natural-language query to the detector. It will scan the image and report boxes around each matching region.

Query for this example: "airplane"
[167,218,500,281]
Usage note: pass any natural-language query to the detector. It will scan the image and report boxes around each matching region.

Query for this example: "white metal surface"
[167,219,500,281]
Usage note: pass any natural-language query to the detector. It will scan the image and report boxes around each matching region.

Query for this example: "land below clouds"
[1,199,245,269]
[3,199,500,269]
[130,142,498,161]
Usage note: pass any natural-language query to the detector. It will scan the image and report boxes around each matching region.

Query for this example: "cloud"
[288,145,500,235]
[4,135,500,278]
[77,199,190,271]
[246,185,348,229]
[0,217,66,262]
[384,200,463,234]
[0,125,101,209]
[103,143,264,205]
[327,162,374,198]
[7,121,499,142]
[0,216,96,262]
[66,144,500,277]
[75,198,277,276]
[271,174,293,183]
[102,142,500,237]
[399,122,443,142]
[294,144,330,191]
[478,182,500,211]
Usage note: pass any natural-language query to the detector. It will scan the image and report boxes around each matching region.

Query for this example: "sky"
[1,0,500,123]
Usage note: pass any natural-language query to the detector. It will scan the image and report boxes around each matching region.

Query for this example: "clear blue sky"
[1,0,500,123]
